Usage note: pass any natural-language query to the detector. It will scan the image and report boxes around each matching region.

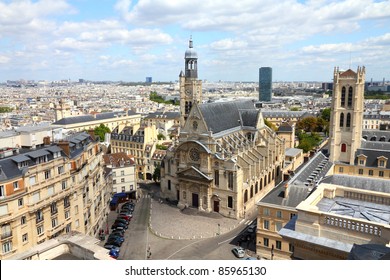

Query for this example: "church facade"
[160,39,285,219]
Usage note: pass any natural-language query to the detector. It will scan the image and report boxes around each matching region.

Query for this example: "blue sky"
[0,0,389,82]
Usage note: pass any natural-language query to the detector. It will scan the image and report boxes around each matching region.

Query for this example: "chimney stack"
[57,141,70,157]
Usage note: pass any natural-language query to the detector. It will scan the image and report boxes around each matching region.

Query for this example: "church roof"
[53,110,138,125]
[339,69,357,78]
[199,99,258,134]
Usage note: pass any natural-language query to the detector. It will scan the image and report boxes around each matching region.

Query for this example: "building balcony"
[36,217,44,224]
[46,222,65,238]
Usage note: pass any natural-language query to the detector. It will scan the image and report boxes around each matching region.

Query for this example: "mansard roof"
[53,110,138,125]
[198,99,258,134]
[354,145,390,169]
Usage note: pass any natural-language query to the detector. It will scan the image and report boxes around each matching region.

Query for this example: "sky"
[0,0,389,83]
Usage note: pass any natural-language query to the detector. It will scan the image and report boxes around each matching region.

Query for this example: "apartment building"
[103,152,137,197]
[0,132,111,259]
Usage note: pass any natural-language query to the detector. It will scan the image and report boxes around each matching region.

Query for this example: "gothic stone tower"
[329,66,365,164]
[179,37,202,127]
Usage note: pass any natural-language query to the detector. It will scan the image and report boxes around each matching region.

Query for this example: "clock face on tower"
[185,89,191,96]
[189,148,200,161]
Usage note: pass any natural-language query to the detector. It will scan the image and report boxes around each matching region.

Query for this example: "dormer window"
[357,154,367,166]
[377,156,388,168]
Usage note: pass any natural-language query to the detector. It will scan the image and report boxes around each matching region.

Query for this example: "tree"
[153,165,161,183]
[290,107,301,111]
[320,108,331,122]
[94,123,111,142]
[157,133,166,140]
[264,119,277,131]
[296,116,318,132]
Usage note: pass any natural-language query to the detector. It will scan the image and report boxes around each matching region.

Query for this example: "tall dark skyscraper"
[259,67,272,102]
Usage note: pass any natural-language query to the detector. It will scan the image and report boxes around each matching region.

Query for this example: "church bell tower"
[179,37,202,127]
[329,66,365,164]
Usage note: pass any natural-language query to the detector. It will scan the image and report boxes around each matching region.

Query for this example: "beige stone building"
[110,124,158,180]
[52,109,141,133]
[160,38,285,219]
[279,181,390,259]
[103,152,137,197]
[0,132,111,259]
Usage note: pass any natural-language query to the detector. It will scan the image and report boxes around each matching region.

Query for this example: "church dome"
[185,37,198,59]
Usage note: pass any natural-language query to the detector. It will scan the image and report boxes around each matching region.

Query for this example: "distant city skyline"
[0,0,389,82]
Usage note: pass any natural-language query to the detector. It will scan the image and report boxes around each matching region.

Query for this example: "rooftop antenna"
[349,45,352,69]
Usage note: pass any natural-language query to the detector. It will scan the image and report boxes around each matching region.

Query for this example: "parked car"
[111,230,125,237]
[232,247,246,258]
[109,249,119,259]
[123,202,134,207]
[104,240,122,248]
[247,224,256,233]
[104,244,120,253]
[107,236,124,246]
[117,215,131,221]
[119,211,133,218]
[111,222,127,230]
[115,218,129,225]
[121,205,134,211]
[108,234,124,243]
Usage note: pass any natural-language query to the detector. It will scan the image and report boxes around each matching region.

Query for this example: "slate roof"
[53,110,138,125]
[199,99,258,134]
[144,111,180,120]
[321,175,390,193]
[261,111,317,119]
[278,123,293,132]
[362,130,390,142]
[354,145,390,169]
[285,148,302,158]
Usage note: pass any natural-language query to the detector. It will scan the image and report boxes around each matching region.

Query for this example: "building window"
[214,170,219,186]
[18,198,23,207]
[341,86,346,107]
[44,170,51,179]
[341,143,347,153]
[168,180,171,191]
[66,224,71,233]
[290,213,296,219]
[359,159,365,165]
[276,240,282,250]
[22,233,28,243]
[244,190,248,203]
[36,210,44,223]
[75,205,79,214]
[263,220,269,230]
[276,211,282,219]
[52,218,58,228]
[348,87,353,107]
[0,185,5,198]
[113,179,116,184]
[65,210,70,219]
[13,181,19,190]
[62,181,67,190]
[2,241,12,254]
[339,167,344,173]
[379,160,385,167]
[346,113,351,127]
[289,243,294,252]
[263,238,269,247]
[255,182,258,193]
[379,171,384,177]
[121,170,125,176]
[50,202,58,215]
[368,170,373,176]
[64,196,70,208]
[263,208,270,216]
[37,225,44,235]
[250,186,254,198]
[339,113,344,127]
[228,196,233,208]
[21,216,26,225]
[228,172,234,190]
[29,176,36,185]
[183,191,186,200]
[58,166,64,174]
[121,186,125,192]
[275,222,283,232]
[358,169,364,175]
[121,178,125,183]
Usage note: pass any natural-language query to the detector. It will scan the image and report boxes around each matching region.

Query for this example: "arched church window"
[346,113,351,127]
[341,87,346,107]
[348,87,353,107]
[341,143,347,153]
[340,113,344,127]
[244,190,248,203]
